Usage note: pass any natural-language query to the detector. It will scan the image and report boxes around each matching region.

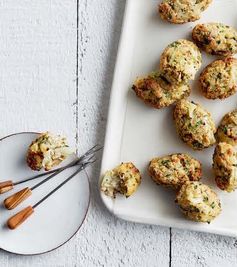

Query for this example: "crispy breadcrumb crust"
[213,142,237,192]
[173,100,216,150]
[176,181,221,223]
[132,72,190,109]
[148,153,202,189]
[192,23,237,56]
[159,0,212,24]
[160,39,202,84]
[216,110,237,146]
[199,58,237,99]
[101,162,141,198]
[26,132,71,171]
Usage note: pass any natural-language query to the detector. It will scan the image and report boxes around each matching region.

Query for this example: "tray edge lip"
[113,211,237,238]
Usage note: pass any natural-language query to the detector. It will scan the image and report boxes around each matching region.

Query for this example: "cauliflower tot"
[101,162,141,198]
[159,39,202,84]
[159,0,212,24]
[132,72,190,109]
[199,58,237,99]
[216,110,237,146]
[148,153,202,189]
[173,100,216,150]
[26,132,71,171]
[176,182,221,223]
[192,23,237,56]
[213,142,237,192]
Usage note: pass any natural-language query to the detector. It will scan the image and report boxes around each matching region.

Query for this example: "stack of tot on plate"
[100,1,237,224]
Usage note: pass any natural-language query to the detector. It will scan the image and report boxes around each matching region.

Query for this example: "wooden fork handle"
[4,187,32,210]
[0,180,13,194]
[7,206,34,230]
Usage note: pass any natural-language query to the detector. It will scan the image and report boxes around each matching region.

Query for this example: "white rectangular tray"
[100,0,237,237]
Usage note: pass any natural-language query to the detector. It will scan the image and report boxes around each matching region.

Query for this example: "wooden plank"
[77,0,170,266]
[0,0,78,265]
[171,229,237,267]
[0,0,77,144]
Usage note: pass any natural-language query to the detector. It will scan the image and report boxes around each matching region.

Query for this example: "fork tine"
[77,144,102,163]
[83,144,102,157]
[82,158,97,169]
[90,145,103,154]
[76,145,96,162]
[83,144,99,156]
[86,154,96,162]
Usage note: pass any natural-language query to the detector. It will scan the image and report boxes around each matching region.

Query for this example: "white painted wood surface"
[0,0,236,266]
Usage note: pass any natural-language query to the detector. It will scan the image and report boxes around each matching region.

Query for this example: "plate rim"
[0,131,91,256]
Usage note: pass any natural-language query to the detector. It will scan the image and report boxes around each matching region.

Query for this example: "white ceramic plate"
[0,132,90,255]
[100,0,237,237]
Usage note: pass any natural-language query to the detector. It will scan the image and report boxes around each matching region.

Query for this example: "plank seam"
[76,0,79,153]
[169,227,172,267]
